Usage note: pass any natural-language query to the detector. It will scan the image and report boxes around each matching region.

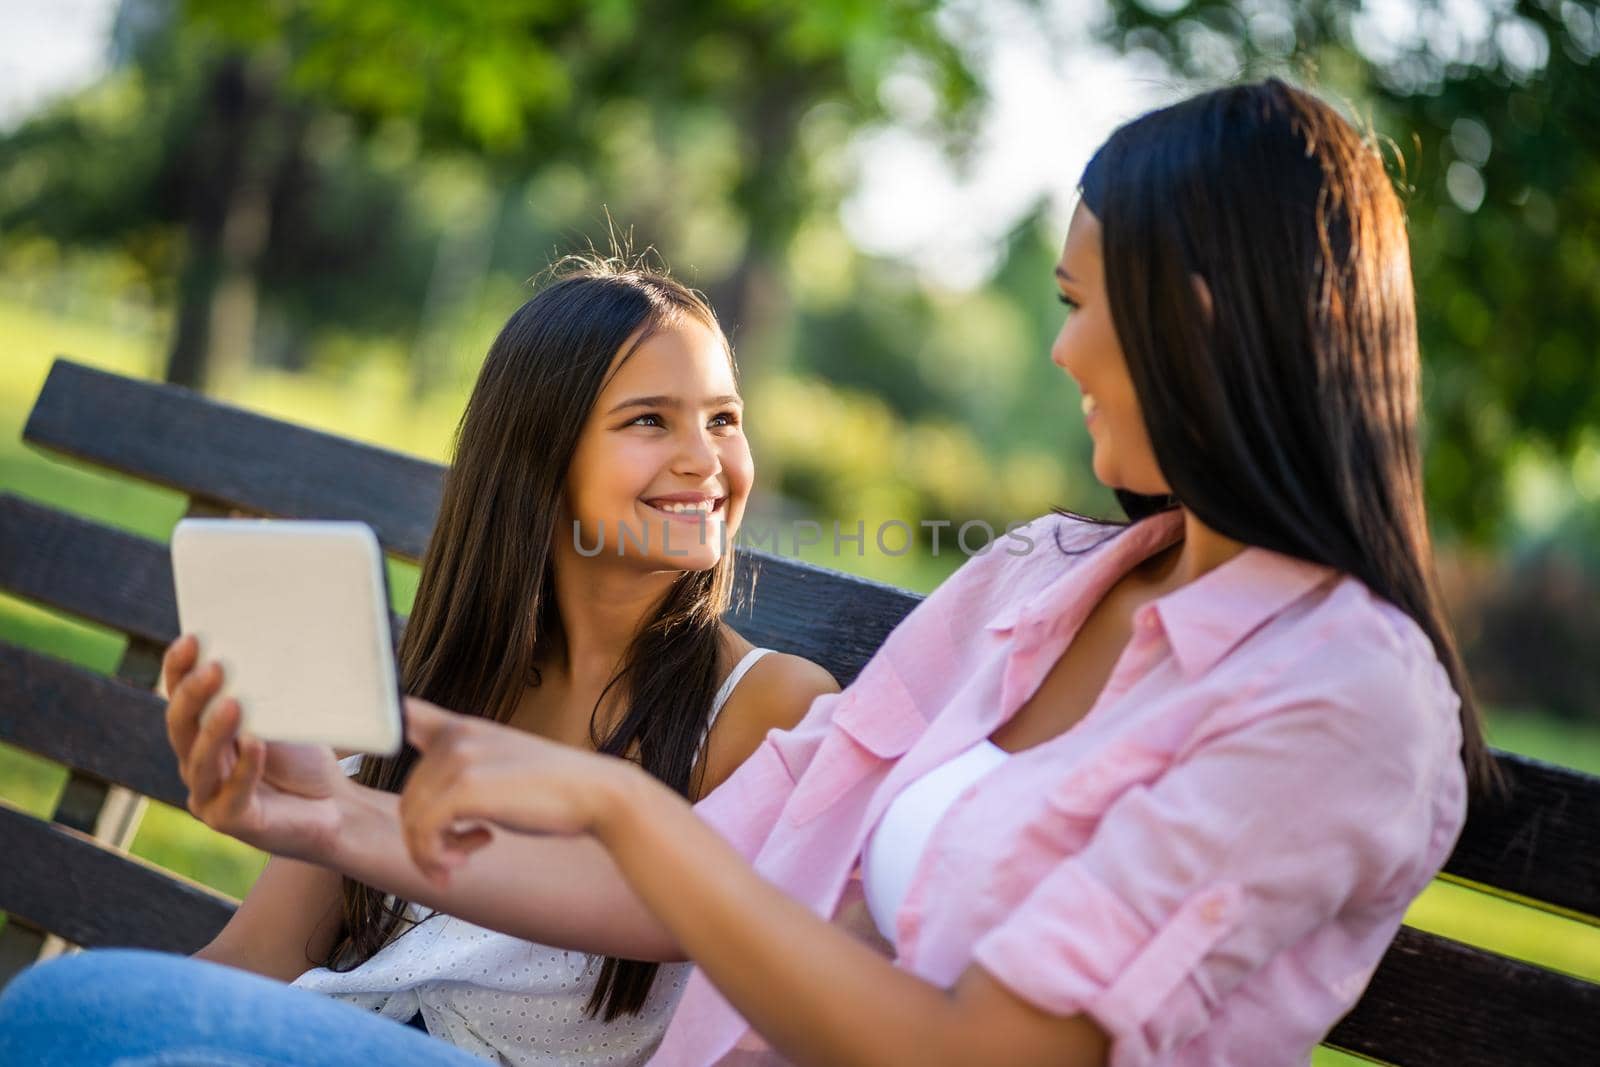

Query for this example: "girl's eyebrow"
[1054,266,1078,284]
[606,394,743,416]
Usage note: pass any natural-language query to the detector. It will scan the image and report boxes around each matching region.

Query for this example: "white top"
[862,739,1011,951]
[295,647,775,1066]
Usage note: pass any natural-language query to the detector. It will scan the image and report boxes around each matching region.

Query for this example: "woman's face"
[1051,201,1170,497]
[563,316,752,571]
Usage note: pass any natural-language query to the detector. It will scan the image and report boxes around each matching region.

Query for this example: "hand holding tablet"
[170,519,405,756]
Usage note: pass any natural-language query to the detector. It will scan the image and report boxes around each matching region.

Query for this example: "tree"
[1,0,983,391]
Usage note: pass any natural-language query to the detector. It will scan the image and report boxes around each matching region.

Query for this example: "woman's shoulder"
[1218,573,1464,775]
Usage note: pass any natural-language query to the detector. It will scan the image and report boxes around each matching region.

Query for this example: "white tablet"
[171,519,404,755]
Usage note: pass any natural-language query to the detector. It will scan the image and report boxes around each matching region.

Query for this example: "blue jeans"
[0,949,485,1066]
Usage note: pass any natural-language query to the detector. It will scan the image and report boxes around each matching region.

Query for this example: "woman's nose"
[1050,324,1073,371]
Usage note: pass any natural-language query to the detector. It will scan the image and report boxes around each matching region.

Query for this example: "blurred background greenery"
[1,0,1597,1059]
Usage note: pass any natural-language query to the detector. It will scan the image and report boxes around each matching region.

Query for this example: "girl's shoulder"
[696,628,839,797]
[714,627,839,729]
[717,625,836,690]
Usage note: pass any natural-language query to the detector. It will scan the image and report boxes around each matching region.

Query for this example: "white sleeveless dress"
[293,647,776,1066]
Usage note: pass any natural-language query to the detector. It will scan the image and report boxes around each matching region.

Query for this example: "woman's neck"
[1135,508,1246,595]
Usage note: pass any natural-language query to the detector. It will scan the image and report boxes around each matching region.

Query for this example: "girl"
[3,80,1489,1067]
[112,255,836,1065]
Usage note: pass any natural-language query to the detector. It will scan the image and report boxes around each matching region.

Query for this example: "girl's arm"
[192,858,345,982]
[163,645,347,983]
[696,650,838,796]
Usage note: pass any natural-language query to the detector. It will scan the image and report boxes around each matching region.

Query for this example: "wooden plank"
[0,642,186,809]
[1441,752,1600,922]
[24,360,444,560]
[730,550,921,688]
[0,496,409,650]
[0,492,177,646]
[1326,926,1600,1065]
[0,802,233,956]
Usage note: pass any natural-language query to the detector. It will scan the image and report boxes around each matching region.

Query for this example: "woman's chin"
[1090,455,1117,490]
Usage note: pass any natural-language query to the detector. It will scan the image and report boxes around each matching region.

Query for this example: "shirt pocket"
[784,663,924,826]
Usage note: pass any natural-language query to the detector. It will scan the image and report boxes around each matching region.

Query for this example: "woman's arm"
[315,654,837,958]
[399,703,1110,1067]
[599,770,1110,1067]
[328,781,686,960]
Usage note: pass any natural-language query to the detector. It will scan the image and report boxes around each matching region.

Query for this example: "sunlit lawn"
[0,297,1595,1063]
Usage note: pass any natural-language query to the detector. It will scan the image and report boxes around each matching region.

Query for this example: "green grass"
[0,296,1596,1062]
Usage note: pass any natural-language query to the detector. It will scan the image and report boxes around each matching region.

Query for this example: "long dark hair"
[319,253,741,1020]
[1071,79,1499,794]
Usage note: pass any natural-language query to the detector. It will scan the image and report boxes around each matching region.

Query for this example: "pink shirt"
[661,508,1468,1066]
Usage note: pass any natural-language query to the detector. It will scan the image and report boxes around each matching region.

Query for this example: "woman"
[0,79,1489,1067]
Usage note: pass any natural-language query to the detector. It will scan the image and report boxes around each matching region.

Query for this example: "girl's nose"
[675,426,719,474]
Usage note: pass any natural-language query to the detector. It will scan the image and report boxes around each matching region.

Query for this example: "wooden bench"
[0,358,1596,1064]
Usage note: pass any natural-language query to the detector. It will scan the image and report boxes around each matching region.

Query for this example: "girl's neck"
[540,539,682,690]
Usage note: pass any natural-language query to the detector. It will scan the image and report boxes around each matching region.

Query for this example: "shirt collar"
[1151,543,1337,679]
[986,509,1337,679]
[985,509,1184,636]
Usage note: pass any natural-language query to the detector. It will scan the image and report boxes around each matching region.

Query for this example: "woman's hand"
[399,699,644,885]
[162,634,345,860]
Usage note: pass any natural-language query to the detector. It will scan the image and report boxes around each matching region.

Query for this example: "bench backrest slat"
[0,492,178,646]
[1325,926,1600,1064]
[727,553,921,687]
[0,802,233,954]
[25,361,444,561]
[1443,755,1600,921]
[0,642,186,808]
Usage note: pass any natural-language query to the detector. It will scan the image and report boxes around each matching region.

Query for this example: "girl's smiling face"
[563,316,752,569]
[1051,201,1170,497]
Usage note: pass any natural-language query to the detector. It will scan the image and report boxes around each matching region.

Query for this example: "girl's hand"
[399,699,639,884]
[162,634,345,860]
